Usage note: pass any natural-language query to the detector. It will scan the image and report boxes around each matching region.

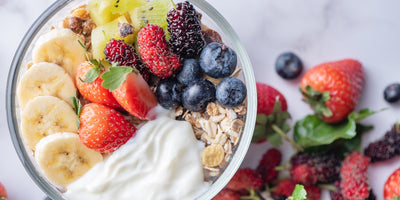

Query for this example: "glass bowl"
[6,0,256,199]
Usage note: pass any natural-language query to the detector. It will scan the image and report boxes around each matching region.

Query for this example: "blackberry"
[104,39,139,67]
[167,1,205,58]
[290,152,341,185]
[364,123,400,162]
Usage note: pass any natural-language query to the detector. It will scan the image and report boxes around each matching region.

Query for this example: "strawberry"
[78,103,136,153]
[300,59,364,123]
[101,66,157,120]
[137,24,182,78]
[212,189,241,200]
[0,182,7,200]
[76,62,121,109]
[226,168,263,192]
[384,167,400,200]
[253,83,291,147]
[256,148,282,184]
[340,151,370,200]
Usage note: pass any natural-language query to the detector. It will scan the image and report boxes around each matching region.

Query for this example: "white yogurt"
[65,112,208,200]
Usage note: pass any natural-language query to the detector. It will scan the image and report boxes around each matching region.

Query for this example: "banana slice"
[21,96,78,151]
[17,62,76,109]
[35,132,103,188]
[32,28,86,78]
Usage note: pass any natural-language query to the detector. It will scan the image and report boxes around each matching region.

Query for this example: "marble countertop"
[1,0,400,199]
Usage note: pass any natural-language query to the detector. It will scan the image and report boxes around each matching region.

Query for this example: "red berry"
[112,71,157,120]
[384,167,400,200]
[256,148,282,184]
[226,168,263,192]
[75,62,121,109]
[256,82,287,115]
[79,103,136,153]
[104,39,139,67]
[0,182,8,199]
[212,189,241,200]
[272,178,297,198]
[137,24,182,78]
[340,152,370,200]
[300,59,364,123]
[304,185,321,200]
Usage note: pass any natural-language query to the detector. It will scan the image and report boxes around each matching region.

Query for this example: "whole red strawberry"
[384,167,400,200]
[212,189,240,200]
[226,168,263,192]
[272,178,297,198]
[76,62,121,109]
[137,24,182,78]
[256,148,282,184]
[253,83,290,144]
[300,59,364,123]
[340,151,370,200]
[79,103,136,153]
[0,182,7,200]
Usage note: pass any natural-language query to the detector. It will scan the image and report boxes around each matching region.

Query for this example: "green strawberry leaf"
[290,184,308,200]
[70,97,82,129]
[393,196,400,200]
[81,67,100,83]
[294,109,377,148]
[101,66,133,91]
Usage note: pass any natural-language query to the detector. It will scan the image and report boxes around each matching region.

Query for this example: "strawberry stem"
[300,85,332,118]
[271,124,304,152]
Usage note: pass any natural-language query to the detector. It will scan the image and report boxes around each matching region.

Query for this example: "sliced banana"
[17,62,76,109]
[32,28,86,78]
[35,132,103,188]
[21,96,78,151]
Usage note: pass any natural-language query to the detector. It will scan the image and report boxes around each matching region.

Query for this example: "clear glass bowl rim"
[6,0,257,199]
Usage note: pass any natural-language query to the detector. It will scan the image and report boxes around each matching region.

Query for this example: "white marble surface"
[1,0,400,199]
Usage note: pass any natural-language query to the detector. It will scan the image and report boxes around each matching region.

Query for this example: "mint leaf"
[101,66,133,91]
[393,195,400,200]
[291,184,308,200]
[70,97,82,128]
[81,67,100,83]
[294,109,377,148]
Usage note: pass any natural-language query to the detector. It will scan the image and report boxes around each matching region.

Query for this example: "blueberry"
[155,78,183,109]
[216,77,247,108]
[384,83,400,103]
[182,79,216,112]
[177,59,203,86]
[275,52,303,79]
[200,42,237,78]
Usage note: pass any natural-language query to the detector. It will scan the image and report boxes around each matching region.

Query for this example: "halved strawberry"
[101,66,157,120]
[0,182,7,200]
[79,103,136,153]
[76,62,121,109]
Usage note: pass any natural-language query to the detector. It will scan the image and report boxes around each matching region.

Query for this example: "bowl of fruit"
[6,0,256,199]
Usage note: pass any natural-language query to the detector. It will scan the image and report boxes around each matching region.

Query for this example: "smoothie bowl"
[7,0,256,199]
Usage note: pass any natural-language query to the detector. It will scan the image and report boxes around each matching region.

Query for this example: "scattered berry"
[256,148,282,184]
[303,185,322,200]
[182,79,216,112]
[384,83,400,103]
[79,103,137,153]
[104,39,139,67]
[216,77,247,108]
[272,178,297,198]
[256,83,287,115]
[226,168,263,192]
[137,24,182,78]
[176,59,203,86]
[290,152,341,185]
[212,189,241,200]
[0,182,7,199]
[275,52,303,80]
[340,151,370,200]
[200,42,237,78]
[384,167,400,200]
[155,78,183,109]
[364,123,400,162]
[300,59,364,123]
[75,62,121,109]
[167,1,205,58]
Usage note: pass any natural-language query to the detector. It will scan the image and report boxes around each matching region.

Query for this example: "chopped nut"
[68,17,84,34]
[71,5,89,20]
[201,144,225,167]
